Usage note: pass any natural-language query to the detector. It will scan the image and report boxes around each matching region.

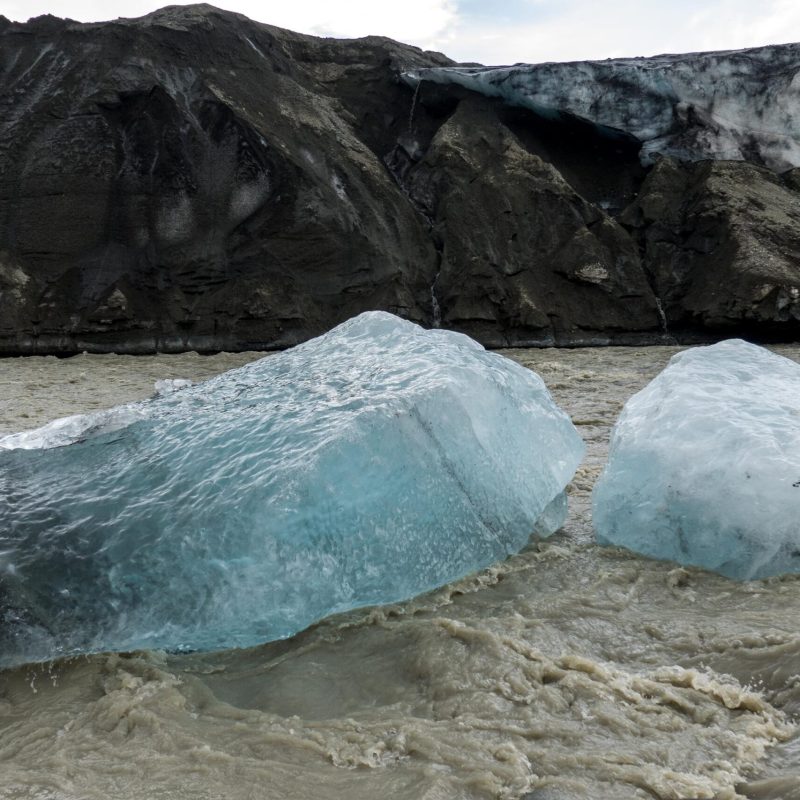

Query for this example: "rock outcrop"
[0,4,799,353]
[0,6,443,353]
[621,159,800,337]
[402,98,659,345]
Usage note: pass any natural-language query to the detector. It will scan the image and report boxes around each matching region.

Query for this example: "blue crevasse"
[0,312,584,667]
[593,340,800,580]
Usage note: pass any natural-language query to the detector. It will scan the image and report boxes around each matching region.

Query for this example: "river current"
[1,345,798,800]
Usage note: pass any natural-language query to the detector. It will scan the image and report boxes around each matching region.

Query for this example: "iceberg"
[0,312,584,667]
[592,340,800,580]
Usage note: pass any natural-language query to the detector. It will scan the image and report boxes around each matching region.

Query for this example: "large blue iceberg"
[593,340,800,580]
[0,312,584,666]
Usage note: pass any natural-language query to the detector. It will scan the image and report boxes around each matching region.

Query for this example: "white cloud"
[2,0,151,23]
[266,0,458,44]
[2,0,459,51]
[444,0,800,65]
[3,0,800,64]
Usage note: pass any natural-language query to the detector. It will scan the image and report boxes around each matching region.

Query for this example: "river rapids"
[1,345,798,800]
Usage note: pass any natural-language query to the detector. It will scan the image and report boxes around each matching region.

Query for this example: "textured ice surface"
[153,377,193,395]
[0,312,583,666]
[403,44,800,170]
[593,340,800,580]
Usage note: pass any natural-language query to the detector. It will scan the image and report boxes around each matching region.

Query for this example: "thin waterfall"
[430,269,441,328]
[408,80,421,134]
[654,297,668,335]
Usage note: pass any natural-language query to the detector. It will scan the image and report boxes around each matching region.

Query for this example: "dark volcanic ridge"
[1,4,799,354]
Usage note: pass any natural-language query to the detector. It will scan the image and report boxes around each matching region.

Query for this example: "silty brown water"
[1,345,798,800]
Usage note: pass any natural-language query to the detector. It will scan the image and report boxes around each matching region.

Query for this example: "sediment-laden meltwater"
[1,345,799,800]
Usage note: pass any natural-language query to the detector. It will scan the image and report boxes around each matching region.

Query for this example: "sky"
[4,0,800,64]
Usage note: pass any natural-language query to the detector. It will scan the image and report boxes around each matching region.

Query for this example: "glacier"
[0,312,584,667]
[592,340,800,580]
[403,44,800,170]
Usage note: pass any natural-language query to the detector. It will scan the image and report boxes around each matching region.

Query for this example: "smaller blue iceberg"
[0,312,584,666]
[593,340,800,580]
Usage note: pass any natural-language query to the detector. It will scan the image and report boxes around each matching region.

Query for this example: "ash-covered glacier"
[0,312,583,667]
[592,340,800,580]
[403,44,800,170]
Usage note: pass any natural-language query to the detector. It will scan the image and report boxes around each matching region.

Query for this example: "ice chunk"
[593,340,800,580]
[0,312,584,666]
[154,378,193,395]
[0,406,146,451]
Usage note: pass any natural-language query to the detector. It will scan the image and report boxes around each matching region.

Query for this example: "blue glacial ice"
[0,312,584,667]
[593,340,800,580]
[402,44,800,170]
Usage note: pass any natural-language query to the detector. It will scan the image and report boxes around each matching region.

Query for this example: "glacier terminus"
[403,44,800,170]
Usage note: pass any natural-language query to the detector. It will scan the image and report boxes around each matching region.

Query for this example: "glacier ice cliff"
[0,312,584,667]
[592,340,800,580]
[403,44,800,170]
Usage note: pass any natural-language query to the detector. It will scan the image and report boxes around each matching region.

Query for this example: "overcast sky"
[4,0,800,63]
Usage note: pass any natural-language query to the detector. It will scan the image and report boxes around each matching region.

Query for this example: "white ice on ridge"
[0,406,146,451]
[403,44,800,170]
[153,377,193,395]
[593,340,800,580]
